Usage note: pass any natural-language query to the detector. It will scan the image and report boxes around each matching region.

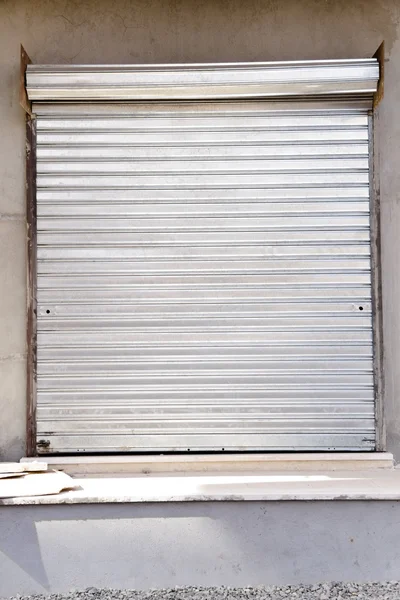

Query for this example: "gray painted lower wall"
[1,501,400,596]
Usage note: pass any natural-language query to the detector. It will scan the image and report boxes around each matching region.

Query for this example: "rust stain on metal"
[20,45,32,116]
[373,42,384,108]
[37,439,51,451]
[26,115,38,457]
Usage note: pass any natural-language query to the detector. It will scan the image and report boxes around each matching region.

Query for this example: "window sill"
[2,465,400,505]
[21,452,394,476]
[0,452,397,506]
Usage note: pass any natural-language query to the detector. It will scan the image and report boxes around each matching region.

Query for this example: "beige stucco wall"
[0,0,399,461]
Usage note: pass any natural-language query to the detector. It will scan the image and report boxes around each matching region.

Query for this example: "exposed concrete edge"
[21,452,394,475]
[3,466,400,505]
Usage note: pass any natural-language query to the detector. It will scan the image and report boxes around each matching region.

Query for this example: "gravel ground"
[5,584,400,600]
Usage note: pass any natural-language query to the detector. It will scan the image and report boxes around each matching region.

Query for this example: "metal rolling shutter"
[28,60,379,453]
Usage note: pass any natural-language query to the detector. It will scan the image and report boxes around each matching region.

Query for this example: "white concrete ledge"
[22,452,394,475]
[2,467,400,505]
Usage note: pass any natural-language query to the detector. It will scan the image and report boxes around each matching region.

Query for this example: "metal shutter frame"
[27,60,380,454]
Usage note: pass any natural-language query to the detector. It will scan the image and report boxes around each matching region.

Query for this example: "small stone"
[5,582,400,600]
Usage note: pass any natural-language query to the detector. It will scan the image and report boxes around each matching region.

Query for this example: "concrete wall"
[1,0,400,460]
[2,500,400,595]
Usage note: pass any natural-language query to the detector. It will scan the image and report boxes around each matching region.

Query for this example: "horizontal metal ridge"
[37,418,375,425]
[37,286,372,294]
[37,399,374,406]
[38,392,374,400]
[37,421,375,429]
[36,145,369,161]
[37,320,372,331]
[35,428,375,435]
[35,115,369,128]
[36,126,369,134]
[37,133,370,146]
[37,368,374,377]
[37,348,373,357]
[37,234,372,247]
[37,289,372,298]
[37,408,374,416]
[36,378,375,385]
[37,413,375,421]
[38,216,369,227]
[37,274,372,285]
[37,175,369,189]
[38,348,374,355]
[37,161,369,175]
[38,269,371,279]
[36,202,370,213]
[36,356,373,364]
[37,266,371,276]
[36,305,371,317]
[37,351,373,362]
[36,245,371,255]
[36,418,376,427]
[36,398,374,404]
[31,98,374,114]
[36,187,370,199]
[37,338,373,345]
[36,325,373,333]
